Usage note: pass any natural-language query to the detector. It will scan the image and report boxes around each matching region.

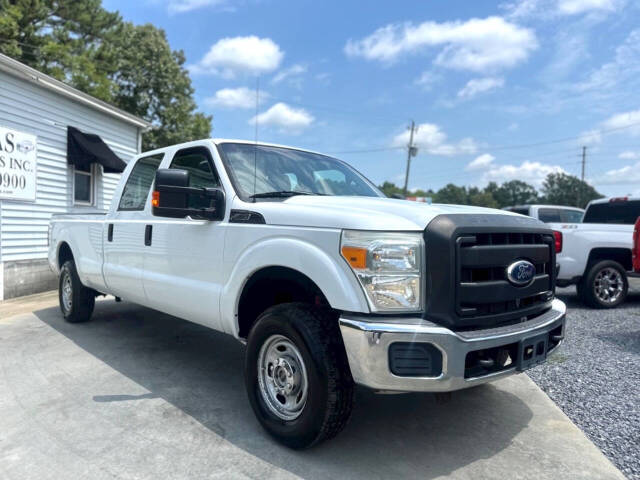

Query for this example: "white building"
[0,54,151,300]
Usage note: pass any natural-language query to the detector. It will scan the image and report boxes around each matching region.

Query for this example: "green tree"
[541,172,603,208]
[0,0,211,150]
[488,180,538,208]
[434,184,468,205]
[112,23,211,150]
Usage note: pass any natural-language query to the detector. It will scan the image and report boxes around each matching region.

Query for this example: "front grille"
[423,214,556,331]
[457,232,554,322]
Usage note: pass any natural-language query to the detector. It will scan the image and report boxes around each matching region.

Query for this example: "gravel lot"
[528,281,640,480]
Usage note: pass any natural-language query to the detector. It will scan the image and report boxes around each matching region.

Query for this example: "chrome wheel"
[61,271,73,313]
[593,267,624,304]
[257,334,308,421]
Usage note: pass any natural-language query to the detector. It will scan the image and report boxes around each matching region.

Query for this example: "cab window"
[538,208,562,223]
[118,154,163,211]
[169,147,220,210]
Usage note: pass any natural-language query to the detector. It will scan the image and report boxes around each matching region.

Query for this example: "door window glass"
[561,209,584,223]
[169,148,220,209]
[118,154,163,211]
[538,208,562,223]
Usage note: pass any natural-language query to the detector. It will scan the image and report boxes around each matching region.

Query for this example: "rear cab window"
[583,200,640,224]
[538,208,562,223]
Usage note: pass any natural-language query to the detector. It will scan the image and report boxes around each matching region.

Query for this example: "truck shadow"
[35,301,533,480]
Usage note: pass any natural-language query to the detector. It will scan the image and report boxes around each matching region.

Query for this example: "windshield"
[217,143,382,200]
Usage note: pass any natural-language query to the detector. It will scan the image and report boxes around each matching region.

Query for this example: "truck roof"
[139,138,326,158]
[587,196,640,206]
[504,204,584,211]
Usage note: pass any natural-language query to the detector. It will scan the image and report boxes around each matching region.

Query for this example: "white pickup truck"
[553,197,640,308]
[49,139,566,448]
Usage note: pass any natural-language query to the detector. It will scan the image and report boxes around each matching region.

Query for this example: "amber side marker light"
[341,246,367,269]
[151,191,160,207]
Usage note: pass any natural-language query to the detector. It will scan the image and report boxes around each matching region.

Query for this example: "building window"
[74,164,94,205]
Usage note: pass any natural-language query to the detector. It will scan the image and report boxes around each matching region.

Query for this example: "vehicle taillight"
[633,217,640,272]
[553,230,562,254]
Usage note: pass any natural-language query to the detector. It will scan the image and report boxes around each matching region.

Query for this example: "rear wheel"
[244,303,354,449]
[578,260,628,308]
[59,260,95,322]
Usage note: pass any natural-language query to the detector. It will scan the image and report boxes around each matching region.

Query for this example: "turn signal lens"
[151,191,160,207]
[341,246,367,269]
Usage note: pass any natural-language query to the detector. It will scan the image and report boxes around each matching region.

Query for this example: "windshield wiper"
[250,190,317,199]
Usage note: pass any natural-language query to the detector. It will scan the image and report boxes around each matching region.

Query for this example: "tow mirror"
[152,168,225,221]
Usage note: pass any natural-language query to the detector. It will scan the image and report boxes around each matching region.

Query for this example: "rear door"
[142,145,227,329]
[102,153,164,303]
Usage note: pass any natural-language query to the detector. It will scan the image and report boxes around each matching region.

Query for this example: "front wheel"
[578,260,628,308]
[59,260,95,323]
[244,303,354,449]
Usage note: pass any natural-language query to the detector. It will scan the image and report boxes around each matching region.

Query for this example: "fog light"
[388,342,443,377]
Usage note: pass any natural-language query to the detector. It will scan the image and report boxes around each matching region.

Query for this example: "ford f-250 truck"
[48,139,566,448]
[552,197,640,308]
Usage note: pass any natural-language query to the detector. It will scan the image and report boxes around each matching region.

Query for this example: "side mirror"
[152,168,225,221]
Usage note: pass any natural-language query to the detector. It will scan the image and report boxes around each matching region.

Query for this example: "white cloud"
[466,154,496,171]
[249,102,314,132]
[599,161,640,185]
[345,16,537,72]
[619,151,640,160]
[503,0,623,18]
[191,36,283,78]
[166,0,226,13]
[414,71,441,90]
[204,87,262,109]
[602,109,640,136]
[392,123,478,156]
[482,161,566,186]
[457,77,505,99]
[578,129,603,145]
[271,64,307,84]
[557,0,619,14]
[577,29,640,93]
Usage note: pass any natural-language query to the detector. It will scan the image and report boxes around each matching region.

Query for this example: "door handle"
[108,224,114,242]
[144,225,152,246]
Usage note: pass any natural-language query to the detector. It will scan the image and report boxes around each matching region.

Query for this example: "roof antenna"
[252,76,259,202]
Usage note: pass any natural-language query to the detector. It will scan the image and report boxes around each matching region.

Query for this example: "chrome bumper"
[339,298,566,393]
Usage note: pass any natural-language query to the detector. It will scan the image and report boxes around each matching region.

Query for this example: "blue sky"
[103,0,640,196]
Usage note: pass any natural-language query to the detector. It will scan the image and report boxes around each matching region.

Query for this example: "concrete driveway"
[0,294,625,480]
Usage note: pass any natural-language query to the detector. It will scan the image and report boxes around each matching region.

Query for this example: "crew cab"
[49,139,566,448]
[553,197,640,308]
[503,204,584,223]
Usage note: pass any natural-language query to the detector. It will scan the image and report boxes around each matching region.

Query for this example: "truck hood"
[238,195,520,231]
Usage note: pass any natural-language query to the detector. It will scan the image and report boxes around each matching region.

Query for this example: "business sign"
[0,126,37,201]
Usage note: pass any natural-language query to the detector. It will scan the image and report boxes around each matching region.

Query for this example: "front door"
[142,146,226,329]
[103,153,163,303]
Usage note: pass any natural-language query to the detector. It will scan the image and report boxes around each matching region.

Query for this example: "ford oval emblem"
[506,260,536,287]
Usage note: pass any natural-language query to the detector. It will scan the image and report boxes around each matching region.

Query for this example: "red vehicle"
[633,217,640,273]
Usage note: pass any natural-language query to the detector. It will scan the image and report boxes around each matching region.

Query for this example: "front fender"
[220,233,369,337]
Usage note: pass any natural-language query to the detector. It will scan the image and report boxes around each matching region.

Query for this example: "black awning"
[67,126,127,173]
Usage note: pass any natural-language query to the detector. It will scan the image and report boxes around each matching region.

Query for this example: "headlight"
[341,230,423,312]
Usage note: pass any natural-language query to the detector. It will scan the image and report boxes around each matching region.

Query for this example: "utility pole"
[579,146,586,207]
[402,120,417,196]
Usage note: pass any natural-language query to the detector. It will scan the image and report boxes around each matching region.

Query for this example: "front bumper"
[339,298,566,393]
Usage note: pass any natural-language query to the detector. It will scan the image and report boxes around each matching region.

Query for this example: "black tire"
[578,260,628,309]
[244,303,354,449]
[59,260,95,323]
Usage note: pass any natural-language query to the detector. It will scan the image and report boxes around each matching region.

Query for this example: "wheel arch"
[220,237,369,338]
[585,248,632,274]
